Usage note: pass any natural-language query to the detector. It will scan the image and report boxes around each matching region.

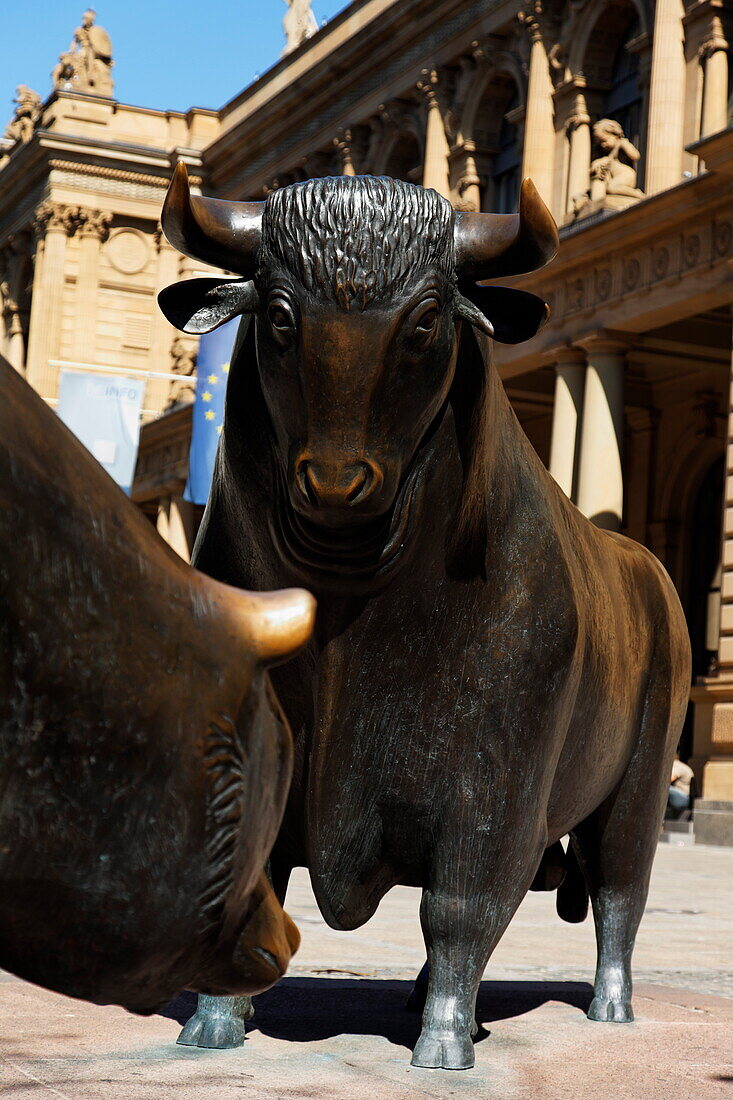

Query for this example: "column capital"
[543,343,587,368]
[333,129,355,175]
[78,209,113,242]
[576,329,632,356]
[416,69,441,111]
[32,202,82,240]
[700,14,728,58]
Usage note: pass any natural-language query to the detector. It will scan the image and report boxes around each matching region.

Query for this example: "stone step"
[664,820,694,834]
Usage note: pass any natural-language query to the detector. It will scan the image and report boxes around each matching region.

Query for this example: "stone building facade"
[0,45,219,417]
[3,1,733,836]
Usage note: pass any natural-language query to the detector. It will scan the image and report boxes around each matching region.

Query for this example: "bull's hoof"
[411,1029,474,1070]
[587,997,634,1023]
[177,995,253,1049]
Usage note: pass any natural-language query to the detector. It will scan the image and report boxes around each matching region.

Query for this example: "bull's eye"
[267,300,294,333]
[411,299,441,346]
[415,307,439,333]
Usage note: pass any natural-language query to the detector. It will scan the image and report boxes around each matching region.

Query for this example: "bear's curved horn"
[454,178,559,282]
[161,162,264,277]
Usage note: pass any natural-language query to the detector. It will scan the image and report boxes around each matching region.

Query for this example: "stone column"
[689,319,733,831]
[74,209,112,363]
[168,496,193,562]
[156,498,170,544]
[575,334,628,530]
[645,0,686,194]
[1,235,30,372]
[700,20,730,138]
[520,18,555,204]
[26,203,80,399]
[418,70,451,198]
[547,346,586,500]
[6,312,25,372]
[565,97,592,216]
[148,225,183,411]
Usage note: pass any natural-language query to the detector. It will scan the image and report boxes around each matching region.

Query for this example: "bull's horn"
[231,588,317,666]
[454,178,559,282]
[161,162,263,276]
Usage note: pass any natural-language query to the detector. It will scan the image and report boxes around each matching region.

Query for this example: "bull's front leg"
[177,993,253,1048]
[177,863,293,1049]
[412,827,545,1070]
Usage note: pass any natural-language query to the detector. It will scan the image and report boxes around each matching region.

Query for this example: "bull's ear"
[455,286,549,345]
[158,277,259,334]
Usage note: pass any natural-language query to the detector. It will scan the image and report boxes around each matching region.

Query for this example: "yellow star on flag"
[221,362,230,373]
[207,374,219,385]
[202,391,212,402]
[216,424,223,436]
[205,409,215,421]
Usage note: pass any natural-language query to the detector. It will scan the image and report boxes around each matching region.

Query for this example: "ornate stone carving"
[167,336,197,408]
[78,208,113,241]
[548,0,588,76]
[33,202,83,239]
[52,10,114,97]
[282,0,318,56]
[333,129,355,175]
[573,119,644,219]
[4,86,42,145]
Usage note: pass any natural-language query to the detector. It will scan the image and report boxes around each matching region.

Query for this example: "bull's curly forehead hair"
[259,175,455,309]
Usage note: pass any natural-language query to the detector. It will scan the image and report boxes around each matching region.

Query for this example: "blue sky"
[2,1,351,117]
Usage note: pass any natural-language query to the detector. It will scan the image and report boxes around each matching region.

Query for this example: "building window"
[383,132,422,184]
[603,17,642,151]
[473,74,523,213]
[490,93,521,214]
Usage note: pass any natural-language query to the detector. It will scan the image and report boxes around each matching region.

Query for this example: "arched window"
[473,73,523,213]
[603,16,642,150]
[490,92,521,214]
[382,132,422,184]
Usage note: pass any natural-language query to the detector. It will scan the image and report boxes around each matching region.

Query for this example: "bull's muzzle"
[231,874,300,990]
[294,456,384,518]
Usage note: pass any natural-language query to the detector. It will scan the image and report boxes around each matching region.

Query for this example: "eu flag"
[184,318,239,506]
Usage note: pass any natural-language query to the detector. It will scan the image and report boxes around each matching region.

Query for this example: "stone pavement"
[1,843,731,1099]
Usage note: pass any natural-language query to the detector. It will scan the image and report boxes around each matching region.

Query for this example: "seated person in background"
[667,753,694,818]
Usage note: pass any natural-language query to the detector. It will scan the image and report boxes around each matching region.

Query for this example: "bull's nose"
[295,457,381,510]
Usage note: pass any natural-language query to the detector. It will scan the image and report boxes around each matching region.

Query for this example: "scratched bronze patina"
[160,166,692,1069]
[0,354,314,1027]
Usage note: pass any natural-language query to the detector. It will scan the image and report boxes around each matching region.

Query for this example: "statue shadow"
[162,978,593,1052]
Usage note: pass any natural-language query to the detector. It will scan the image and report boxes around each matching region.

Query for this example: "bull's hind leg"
[412,830,545,1070]
[177,862,292,1049]
[573,692,680,1024]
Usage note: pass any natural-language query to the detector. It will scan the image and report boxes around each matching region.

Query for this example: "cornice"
[206,0,514,194]
[494,170,733,378]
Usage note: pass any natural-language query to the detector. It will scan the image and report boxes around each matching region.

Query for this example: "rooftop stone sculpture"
[0,353,314,1014]
[159,166,691,1069]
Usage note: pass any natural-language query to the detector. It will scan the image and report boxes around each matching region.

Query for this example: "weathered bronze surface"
[0,354,314,1019]
[160,167,692,1069]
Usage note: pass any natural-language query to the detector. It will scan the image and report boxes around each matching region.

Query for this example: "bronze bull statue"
[160,166,691,1069]
[0,353,314,1025]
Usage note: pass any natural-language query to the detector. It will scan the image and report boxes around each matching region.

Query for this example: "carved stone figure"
[167,335,197,407]
[574,118,644,217]
[52,9,114,97]
[159,165,691,1069]
[282,0,318,55]
[0,351,315,1014]
[4,86,42,144]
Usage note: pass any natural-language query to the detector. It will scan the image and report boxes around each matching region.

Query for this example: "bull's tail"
[530,840,590,923]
